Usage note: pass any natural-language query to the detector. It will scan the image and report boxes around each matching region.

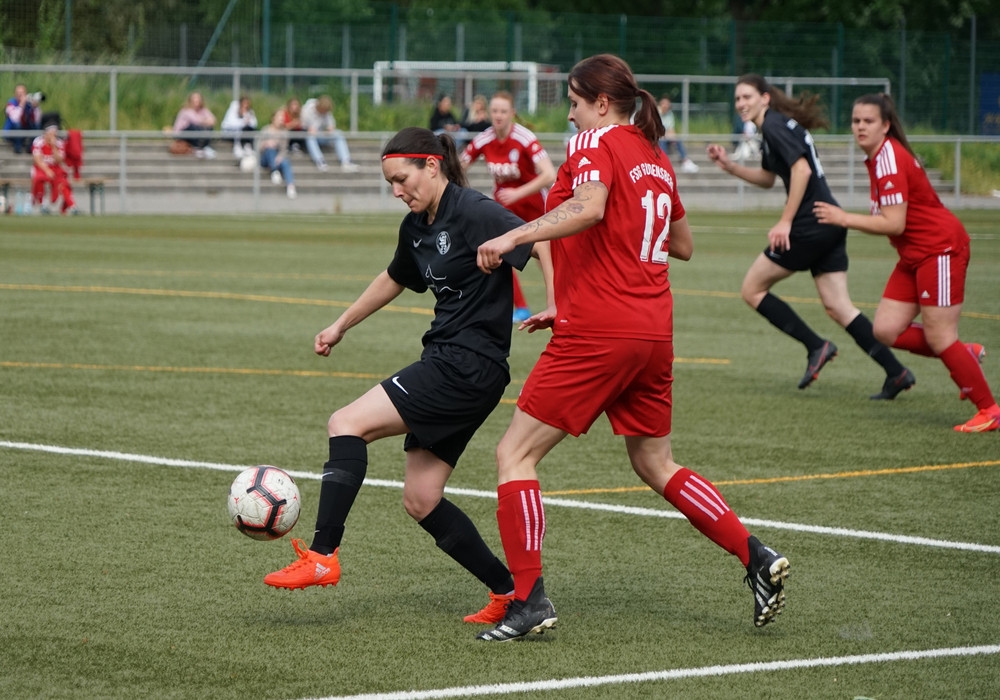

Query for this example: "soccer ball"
[239,153,257,173]
[227,466,301,540]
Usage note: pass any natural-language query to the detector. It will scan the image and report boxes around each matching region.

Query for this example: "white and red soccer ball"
[227,466,301,540]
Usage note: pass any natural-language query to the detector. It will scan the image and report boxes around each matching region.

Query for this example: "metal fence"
[2,3,997,134]
[2,63,893,136]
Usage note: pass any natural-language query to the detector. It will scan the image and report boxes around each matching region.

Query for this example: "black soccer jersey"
[387,182,532,368]
[760,108,838,228]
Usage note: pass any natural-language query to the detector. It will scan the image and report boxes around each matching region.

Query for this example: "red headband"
[381,153,444,161]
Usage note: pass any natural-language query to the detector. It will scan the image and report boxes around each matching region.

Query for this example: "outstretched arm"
[477,181,608,273]
[706,143,776,189]
[315,270,406,356]
[814,200,907,237]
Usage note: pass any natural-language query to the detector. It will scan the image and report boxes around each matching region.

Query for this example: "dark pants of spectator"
[182,124,213,149]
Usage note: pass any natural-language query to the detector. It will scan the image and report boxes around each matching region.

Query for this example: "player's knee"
[402,490,435,521]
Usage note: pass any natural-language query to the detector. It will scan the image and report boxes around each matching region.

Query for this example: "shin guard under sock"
[940,340,996,409]
[663,468,751,566]
[845,313,906,376]
[756,292,824,351]
[892,323,936,357]
[419,498,514,594]
[496,480,545,600]
[310,435,368,555]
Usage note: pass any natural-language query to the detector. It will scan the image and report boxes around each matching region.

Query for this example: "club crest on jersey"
[508,149,520,163]
[436,230,451,254]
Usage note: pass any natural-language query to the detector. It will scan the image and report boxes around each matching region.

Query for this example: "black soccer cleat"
[745,535,789,628]
[870,368,916,400]
[798,341,838,389]
[475,577,557,642]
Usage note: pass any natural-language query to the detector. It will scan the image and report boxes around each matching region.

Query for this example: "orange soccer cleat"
[463,591,515,624]
[264,538,341,590]
[953,406,1000,433]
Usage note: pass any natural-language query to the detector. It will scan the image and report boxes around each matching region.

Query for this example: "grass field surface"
[2,211,998,699]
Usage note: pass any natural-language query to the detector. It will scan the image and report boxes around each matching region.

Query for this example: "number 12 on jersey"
[639,189,672,263]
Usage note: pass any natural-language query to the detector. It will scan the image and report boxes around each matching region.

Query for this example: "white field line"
[3,440,1000,555]
[5,441,998,699]
[299,645,1000,700]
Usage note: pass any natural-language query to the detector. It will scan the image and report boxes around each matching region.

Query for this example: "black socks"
[310,435,368,555]
[419,498,514,595]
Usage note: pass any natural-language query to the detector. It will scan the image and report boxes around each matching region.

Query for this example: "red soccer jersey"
[30,136,65,179]
[545,124,686,340]
[866,136,968,266]
[462,124,549,221]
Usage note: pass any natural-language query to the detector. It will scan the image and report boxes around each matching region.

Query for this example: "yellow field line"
[0,283,434,316]
[7,280,999,321]
[4,359,996,487]
[1,358,725,386]
[0,360,385,381]
[543,459,1000,495]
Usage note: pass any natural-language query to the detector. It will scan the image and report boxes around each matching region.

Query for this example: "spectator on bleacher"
[657,96,698,173]
[300,95,359,173]
[258,112,297,200]
[429,94,470,148]
[173,91,217,159]
[4,84,42,155]
[461,95,490,133]
[31,124,77,215]
[277,97,306,154]
[221,95,258,160]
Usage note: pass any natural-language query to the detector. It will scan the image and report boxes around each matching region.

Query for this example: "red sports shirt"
[546,124,686,340]
[462,124,549,221]
[30,136,66,180]
[866,136,968,266]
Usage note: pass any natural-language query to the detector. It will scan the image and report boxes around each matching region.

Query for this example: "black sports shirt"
[760,108,838,228]
[387,182,533,368]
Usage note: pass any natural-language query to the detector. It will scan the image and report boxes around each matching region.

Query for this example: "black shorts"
[763,224,848,276]
[380,343,509,468]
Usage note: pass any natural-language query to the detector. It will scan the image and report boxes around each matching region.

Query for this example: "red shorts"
[883,245,969,307]
[517,334,673,437]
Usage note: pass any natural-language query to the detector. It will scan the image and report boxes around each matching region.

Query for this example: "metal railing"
[4,128,998,214]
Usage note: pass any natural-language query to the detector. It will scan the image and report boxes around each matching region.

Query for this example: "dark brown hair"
[381,126,468,188]
[568,53,664,150]
[853,92,913,155]
[737,73,830,131]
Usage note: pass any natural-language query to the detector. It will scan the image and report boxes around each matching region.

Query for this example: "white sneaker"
[194,148,205,159]
[202,146,217,160]
[286,184,297,200]
[233,144,245,159]
[271,170,283,185]
[681,159,699,173]
[317,162,329,173]
[341,162,360,173]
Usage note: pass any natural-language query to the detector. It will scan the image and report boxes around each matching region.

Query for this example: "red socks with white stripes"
[662,467,751,567]
[496,480,545,601]
[497,470,753,598]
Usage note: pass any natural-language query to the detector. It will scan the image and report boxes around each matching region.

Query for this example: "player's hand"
[517,305,556,333]
[813,201,844,227]
[767,221,792,252]
[477,234,515,274]
[314,323,346,356]
[496,188,520,206]
[705,143,731,171]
